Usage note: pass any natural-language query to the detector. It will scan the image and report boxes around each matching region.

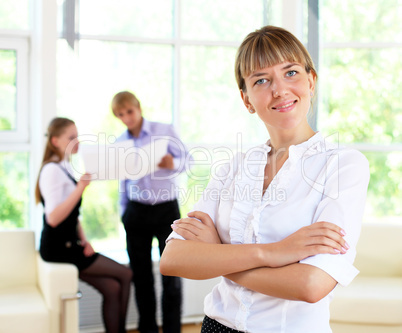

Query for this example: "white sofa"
[330,223,402,332]
[0,230,80,333]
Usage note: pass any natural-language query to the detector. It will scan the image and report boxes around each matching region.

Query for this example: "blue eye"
[255,78,268,85]
[286,70,297,77]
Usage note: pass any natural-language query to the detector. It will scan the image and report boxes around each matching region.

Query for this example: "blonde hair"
[110,91,141,116]
[235,25,317,91]
[35,117,75,204]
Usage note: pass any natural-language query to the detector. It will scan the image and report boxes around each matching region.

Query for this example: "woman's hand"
[82,240,95,257]
[172,211,222,244]
[264,221,349,268]
[77,173,91,192]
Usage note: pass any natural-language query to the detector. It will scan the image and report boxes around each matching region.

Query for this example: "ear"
[240,89,253,111]
[308,70,317,94]
[50,136,59,148]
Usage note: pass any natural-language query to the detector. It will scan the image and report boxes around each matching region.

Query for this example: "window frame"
[0,0,58,235]
[53,0,292,249]
[59,0,288,141]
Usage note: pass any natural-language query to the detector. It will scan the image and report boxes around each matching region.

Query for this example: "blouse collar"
[229,132,338,244]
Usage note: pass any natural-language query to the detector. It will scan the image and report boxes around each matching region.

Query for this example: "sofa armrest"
[36,252,79,309]
[36,252,80,333]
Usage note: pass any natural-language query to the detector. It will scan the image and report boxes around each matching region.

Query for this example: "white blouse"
[167,132,370,333]
[39,161,77,218]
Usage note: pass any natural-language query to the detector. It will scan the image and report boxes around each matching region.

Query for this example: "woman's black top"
[39,165,98,271]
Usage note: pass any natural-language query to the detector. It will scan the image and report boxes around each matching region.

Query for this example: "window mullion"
[323,41,402,49]
[173,0,181,133]
[307,0,319,131]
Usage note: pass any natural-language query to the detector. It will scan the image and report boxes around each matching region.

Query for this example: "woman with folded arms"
[160,26,370,333]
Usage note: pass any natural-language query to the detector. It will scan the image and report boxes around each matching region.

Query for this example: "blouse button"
[65,241,72,248]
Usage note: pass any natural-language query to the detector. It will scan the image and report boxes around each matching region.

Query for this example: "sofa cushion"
[330,276,402,325]
[0,285,50,333]
[0,230,37,289]
[354,223,402,277]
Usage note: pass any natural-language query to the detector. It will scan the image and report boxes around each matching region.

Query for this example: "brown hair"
[110,91,141,116]
[35,117,75,204]
[235,25,317,91]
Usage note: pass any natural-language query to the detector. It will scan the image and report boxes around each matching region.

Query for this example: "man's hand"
[158,154,174,169]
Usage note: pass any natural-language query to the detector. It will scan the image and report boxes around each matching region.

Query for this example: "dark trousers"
[123,200,182,333]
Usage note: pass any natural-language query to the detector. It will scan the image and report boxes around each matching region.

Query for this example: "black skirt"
[201,316,245,333]
[40,238,99,271]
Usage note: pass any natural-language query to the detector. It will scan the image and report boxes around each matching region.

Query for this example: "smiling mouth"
[272,100,297,110]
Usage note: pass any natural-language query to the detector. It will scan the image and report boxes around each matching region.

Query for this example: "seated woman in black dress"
[35,117,132,333]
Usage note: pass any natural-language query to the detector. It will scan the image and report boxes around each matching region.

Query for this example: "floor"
[128,323,203,333]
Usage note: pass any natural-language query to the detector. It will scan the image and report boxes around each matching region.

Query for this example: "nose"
[71,140,79,152]
[121,114,129,125]
[271,80,288,98]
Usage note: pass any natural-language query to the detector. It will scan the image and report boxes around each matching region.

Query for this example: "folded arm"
[160,237,337,302]
[160,211,344,302]
[225,263,337,303]
[161,239,265,280]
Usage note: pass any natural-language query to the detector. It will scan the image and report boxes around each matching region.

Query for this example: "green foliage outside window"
[0,49,16,130]
[80,181,121,241]
[0,153,29,229]
[320,0,402,220]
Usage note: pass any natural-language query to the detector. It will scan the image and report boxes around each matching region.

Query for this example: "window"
[5,0,395,248]
[0,48,17,131]
[0,0,31,230]
[318,0,402,223]
[0,0,30,30]
[0,38,29,142]
[56,0,282,256]
[0,152,29,228]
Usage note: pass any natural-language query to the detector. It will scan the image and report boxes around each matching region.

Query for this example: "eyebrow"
[248,63,301,79]
[282,62,300,70]
[249,72,266,79]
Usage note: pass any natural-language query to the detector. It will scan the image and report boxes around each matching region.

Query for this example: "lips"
[272,100,297,112]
